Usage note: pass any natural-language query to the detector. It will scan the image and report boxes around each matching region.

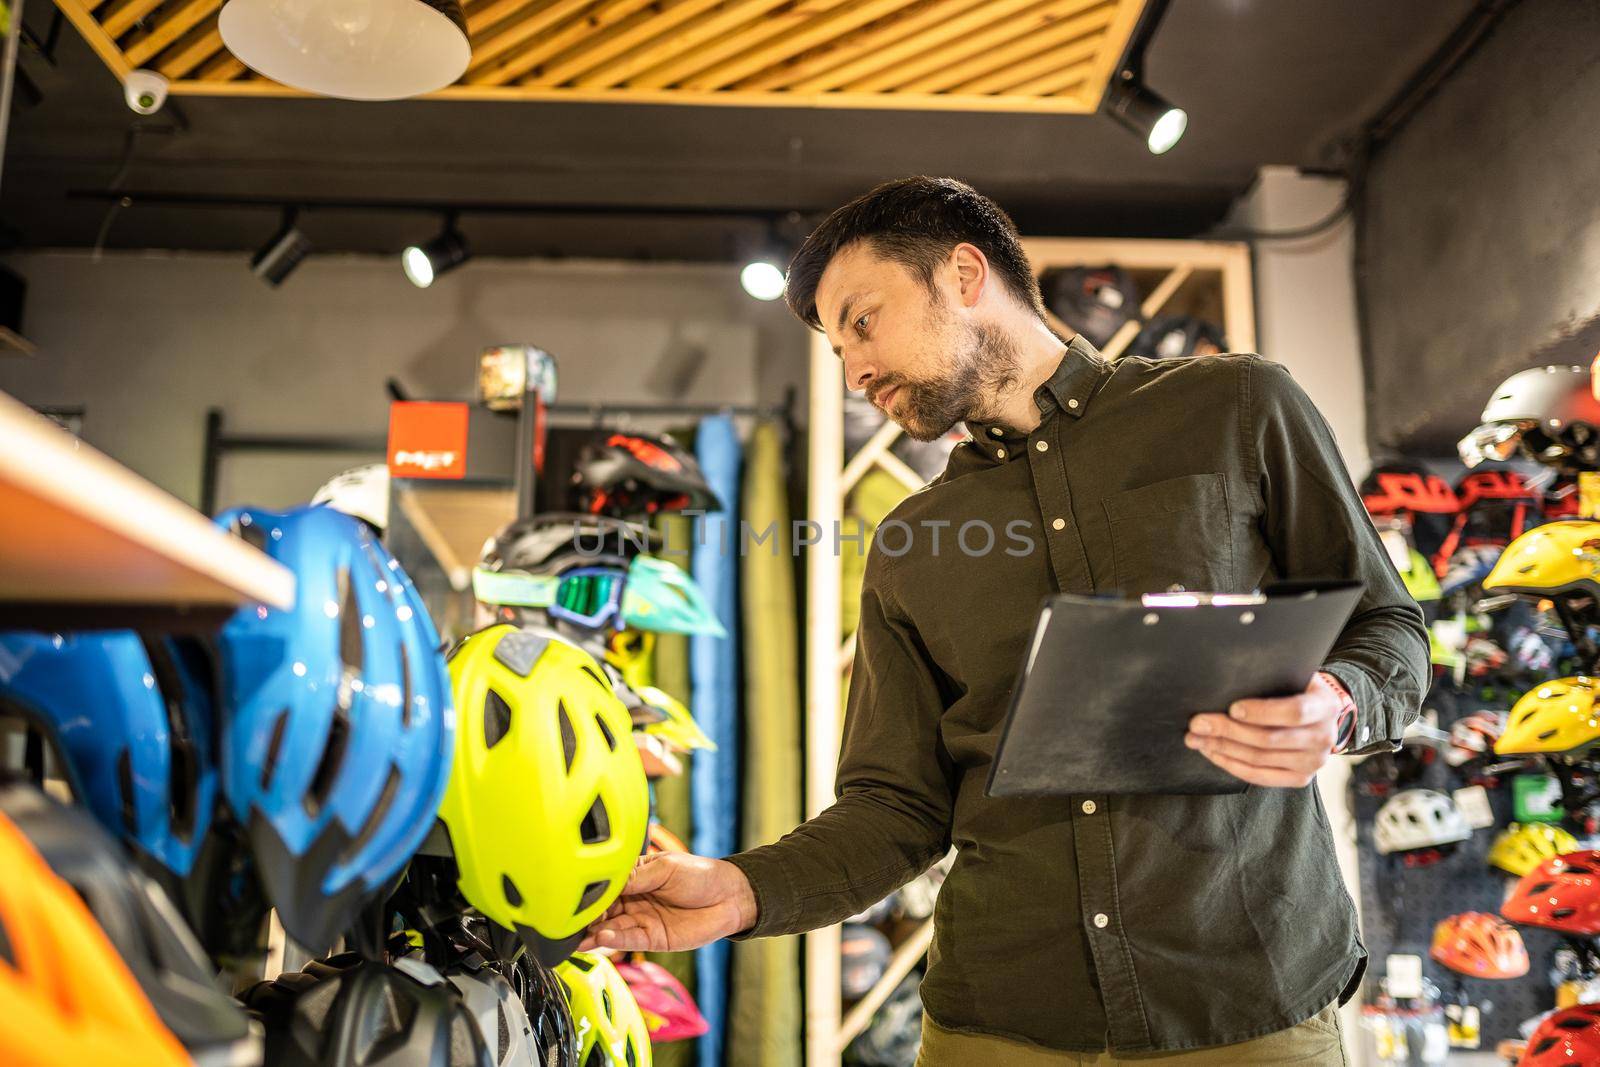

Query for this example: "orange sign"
[388,402,468,480]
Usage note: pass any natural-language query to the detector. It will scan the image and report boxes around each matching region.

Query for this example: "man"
[580,177,1427,1064]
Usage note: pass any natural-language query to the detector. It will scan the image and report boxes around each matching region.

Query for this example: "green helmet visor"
[621,555,726,637]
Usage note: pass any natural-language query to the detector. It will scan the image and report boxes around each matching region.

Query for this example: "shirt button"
[1051,518,1065,531]
[1068,398,1080,410]
[996,447,1006,459]
[1035,440,1048,452]
[1081,800,1097,815]
[1093,913,1110,929]
[990,427,1004,437]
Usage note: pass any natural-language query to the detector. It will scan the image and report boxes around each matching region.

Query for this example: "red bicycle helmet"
[1501,851,1600,936]
[1520,1003,1600,1066]
[571,432,723,518]
[1429,912,1529,979]
[615,956,710,1043]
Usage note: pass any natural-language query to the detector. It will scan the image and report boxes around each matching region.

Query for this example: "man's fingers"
[1198,746,1319,788]
[1226,692,1335,728]
[1187,733,1324,772]
[620,854,674,896]
[587,911,662,952]
[1189,714,1334,752]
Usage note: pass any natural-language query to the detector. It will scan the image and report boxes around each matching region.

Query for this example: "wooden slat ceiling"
[54,0,1146,111]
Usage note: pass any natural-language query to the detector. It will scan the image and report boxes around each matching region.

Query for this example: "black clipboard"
[986,581,1365,797]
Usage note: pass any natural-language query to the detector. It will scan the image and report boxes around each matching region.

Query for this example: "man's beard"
[874,318,1023,442]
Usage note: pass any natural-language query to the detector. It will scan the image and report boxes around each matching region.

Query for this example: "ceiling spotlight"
[1106,74,1187,155]
[403,219,469,289]
[740,259,786,301]
[250,208,311,287]
[218,0,470,101]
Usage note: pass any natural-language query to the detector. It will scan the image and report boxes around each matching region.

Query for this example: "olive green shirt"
[726,337,1428,1054]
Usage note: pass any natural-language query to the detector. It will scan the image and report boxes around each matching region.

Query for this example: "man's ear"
[950,243,989,309]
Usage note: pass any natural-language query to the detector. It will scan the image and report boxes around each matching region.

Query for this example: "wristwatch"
[1314,671,1359,754]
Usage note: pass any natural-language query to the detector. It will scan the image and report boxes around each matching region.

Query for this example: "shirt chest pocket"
[1101,472,1236,595]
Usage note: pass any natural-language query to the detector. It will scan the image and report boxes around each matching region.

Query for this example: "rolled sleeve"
[1250,357,1429,754]
[722,543,956,939]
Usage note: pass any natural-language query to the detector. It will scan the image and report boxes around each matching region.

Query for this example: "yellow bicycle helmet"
[1497,677,1600,757]
[1484,520,1600,598]
[440,624,649,967]
[555,951,652,1067]
[0,809,188,1067]
[636,686,716,753]
[1489,823,1581,877]
[605,629,655,692]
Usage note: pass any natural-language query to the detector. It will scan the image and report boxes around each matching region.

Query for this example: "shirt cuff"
[723,846,800,941]
[1318,662,1395,755]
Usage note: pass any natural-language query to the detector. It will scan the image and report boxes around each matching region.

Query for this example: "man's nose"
[843,353,875,392]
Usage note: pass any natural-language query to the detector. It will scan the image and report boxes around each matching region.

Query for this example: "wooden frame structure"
[54,0,1145,111]
[804,237,1254,1067]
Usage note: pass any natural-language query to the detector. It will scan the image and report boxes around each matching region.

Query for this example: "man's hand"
[1185,672,1350,788]
[577,852,758,953]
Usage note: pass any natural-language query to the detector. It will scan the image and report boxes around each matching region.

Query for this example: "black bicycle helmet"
[1126,315,1226,360]
[0,781,258,1063]
[244,953,493,1067]
[1039,266,1139,348]
[511,951,580,1065]
[570,432,722,518]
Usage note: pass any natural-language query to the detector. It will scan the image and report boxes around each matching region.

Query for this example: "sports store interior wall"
[3,1,1600,1067]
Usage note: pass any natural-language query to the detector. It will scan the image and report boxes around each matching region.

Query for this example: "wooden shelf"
[0,388,294,624]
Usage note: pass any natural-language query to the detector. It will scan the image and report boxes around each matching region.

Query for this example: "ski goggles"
[472,554,725,636]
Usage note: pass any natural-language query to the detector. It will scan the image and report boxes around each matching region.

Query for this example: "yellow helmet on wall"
[1497,677,1600,757]
[440,625,649,967]
[1484,520,1600,598]
[1488,823,1581,877]
[555,951,652,1067]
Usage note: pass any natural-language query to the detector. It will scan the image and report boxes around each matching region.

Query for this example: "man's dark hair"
[783,176,1047,331]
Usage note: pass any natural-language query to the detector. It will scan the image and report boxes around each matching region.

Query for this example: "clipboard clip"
[1139,592,1268,608]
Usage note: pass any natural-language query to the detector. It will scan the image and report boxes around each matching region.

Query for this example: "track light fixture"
[250,207,311,287]
[1106,73,1187,155]
[402,217,470,288]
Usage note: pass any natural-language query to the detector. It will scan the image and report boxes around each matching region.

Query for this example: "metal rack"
[803,236,1255,1066]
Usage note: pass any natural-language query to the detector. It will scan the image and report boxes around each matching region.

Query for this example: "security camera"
[124,69,169,115]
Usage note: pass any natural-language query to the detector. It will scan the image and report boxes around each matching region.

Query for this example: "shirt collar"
[965,333,1110,446]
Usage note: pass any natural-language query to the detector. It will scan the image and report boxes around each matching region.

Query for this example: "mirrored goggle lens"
[1457,422,1529,468]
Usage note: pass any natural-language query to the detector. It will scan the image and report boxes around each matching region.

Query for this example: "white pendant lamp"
[219,0,471,101]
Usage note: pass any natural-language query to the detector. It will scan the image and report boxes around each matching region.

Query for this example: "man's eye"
[856,314,870,332]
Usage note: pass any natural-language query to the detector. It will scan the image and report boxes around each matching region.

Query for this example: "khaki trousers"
[916,1003,1348,1066]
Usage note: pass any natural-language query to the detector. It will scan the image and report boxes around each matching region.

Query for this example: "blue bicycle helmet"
[215,504,455,952]
[0,630,216,879]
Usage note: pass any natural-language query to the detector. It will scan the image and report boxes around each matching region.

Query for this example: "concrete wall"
[0,251,811,512]
[1358,0,1600,456]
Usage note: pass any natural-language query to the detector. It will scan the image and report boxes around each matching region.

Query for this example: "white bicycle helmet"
[445,966,539,1067]
[1374,788,1473,854]
[311,463,390,534]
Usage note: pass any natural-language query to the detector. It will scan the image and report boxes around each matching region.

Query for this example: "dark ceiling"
[1,0,1475,261]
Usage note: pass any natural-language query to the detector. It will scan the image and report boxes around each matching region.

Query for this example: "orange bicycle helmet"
[0,802,188,1067]
[1429,912,1529,979]
[1502,851,1600,936]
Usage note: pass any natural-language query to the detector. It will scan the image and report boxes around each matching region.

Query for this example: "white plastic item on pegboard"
[1387,954,1424,1000]
[1453,785,1496,829]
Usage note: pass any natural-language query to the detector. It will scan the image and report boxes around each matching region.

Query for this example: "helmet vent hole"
[263,708,290,790]
[1559,1017,1592,1031]
[580,797,611,845]
[337,566,364,674]
[596,713,617,752]
[626,1039,639,1067]
[1531,881,1556,894]
[1539,729,1559,741]
[116,749,138,835]
[558,700,578,772]
[304,707,351,817]
[342,766,401,865]
[399,641,413,730]
[568,954,595,971]
[602,987,614,1020]
[1534,1037,1558,1053]
[577,879,609,914]
[0,915,13,968]
[581,665,609,693]
[503,874,524,908]
[233,517,268,552]
[1552,907,1577,921]
[484,689,512,749]
[496,1002,509,1060]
